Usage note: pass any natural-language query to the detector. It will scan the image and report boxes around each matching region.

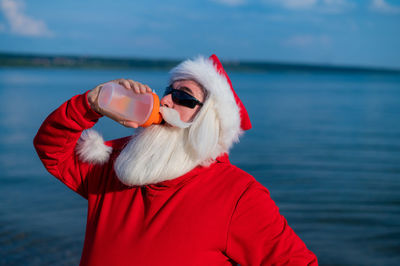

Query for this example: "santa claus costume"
[34,55,318,265]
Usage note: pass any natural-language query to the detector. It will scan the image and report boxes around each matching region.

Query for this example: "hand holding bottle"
[88,79,153,128]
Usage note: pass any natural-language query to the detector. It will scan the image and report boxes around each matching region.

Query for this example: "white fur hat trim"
[170,56,242,152]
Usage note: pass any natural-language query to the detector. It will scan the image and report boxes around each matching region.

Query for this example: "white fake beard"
[114,105,204,186]
[114,100,223,186]
[114,125,200,186]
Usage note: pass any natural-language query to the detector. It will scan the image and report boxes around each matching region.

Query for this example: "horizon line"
[1,51,399,75]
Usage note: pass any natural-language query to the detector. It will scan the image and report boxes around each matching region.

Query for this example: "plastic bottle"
[98,82,163,127]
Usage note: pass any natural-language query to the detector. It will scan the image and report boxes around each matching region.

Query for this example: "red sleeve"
[226,181,318,265]
[33,91,103,199]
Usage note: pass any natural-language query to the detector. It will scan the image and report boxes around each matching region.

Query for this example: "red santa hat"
[169,54,251,154]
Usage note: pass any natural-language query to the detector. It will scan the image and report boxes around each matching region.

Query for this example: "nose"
[160,94,173,108]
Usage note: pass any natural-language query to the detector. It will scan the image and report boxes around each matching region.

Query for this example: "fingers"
[119,79,131,91]
[144,84,152,93]
[115,78,152,94]
[106,78,152,94]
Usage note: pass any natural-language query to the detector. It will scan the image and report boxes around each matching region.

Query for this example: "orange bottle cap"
[141,92,163,127]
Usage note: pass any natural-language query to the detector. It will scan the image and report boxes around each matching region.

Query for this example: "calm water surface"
[0,67,399,265]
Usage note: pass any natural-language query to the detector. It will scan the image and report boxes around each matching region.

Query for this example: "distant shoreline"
[1,52,399,75]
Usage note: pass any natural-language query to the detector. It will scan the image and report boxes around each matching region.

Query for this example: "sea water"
[0,67,399,265]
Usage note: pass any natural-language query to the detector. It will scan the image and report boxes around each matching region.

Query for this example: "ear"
[187,102,219,161]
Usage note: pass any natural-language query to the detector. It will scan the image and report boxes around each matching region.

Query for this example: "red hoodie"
[34,92,318,266]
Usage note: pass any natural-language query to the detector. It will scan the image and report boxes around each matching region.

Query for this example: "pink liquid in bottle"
[98,82,155,125]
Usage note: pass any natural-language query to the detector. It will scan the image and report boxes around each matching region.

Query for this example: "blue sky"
[0,0,399,69]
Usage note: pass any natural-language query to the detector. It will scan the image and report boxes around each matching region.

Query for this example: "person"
[34,54,318,265]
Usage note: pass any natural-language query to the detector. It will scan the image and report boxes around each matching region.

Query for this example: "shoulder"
[205,158,268,199]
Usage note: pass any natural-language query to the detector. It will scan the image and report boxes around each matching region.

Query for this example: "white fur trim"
[170,56,242,154]
[76,129,112,164]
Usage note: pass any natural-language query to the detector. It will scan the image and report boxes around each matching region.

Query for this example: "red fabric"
[209,54,252,131]
[34,92,317,266]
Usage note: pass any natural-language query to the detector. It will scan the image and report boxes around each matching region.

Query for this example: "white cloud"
[212,0,247,6]
[0,0,52,37]
[263,0,355,12]
[282,0,317,9]
[370,0,400,14]
[284,34,332,47]
[320,0,356,13]
[263,0,317,10]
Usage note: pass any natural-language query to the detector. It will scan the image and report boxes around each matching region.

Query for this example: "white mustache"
[160,106,192,129]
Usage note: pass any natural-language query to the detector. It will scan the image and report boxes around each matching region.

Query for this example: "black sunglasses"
[163,86,203,109]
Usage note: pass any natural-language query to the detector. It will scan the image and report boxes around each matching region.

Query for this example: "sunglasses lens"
[164,86,200,109]
[172,90,197,109]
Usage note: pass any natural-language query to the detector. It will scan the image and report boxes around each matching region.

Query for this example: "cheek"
[176,106,197,122]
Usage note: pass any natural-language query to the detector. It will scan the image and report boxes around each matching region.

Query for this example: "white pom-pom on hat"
[76,129,112,164]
